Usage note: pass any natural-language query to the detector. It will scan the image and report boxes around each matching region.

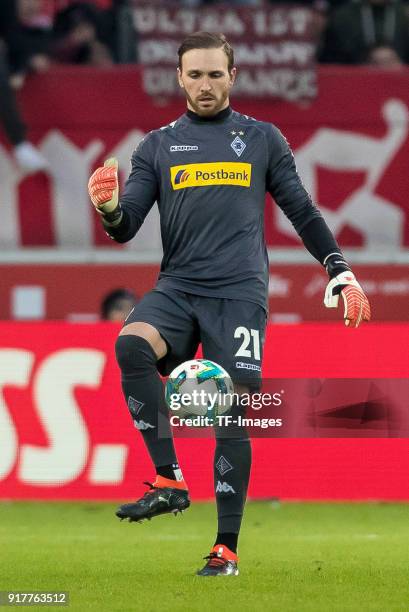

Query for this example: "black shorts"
[124,288,267,386]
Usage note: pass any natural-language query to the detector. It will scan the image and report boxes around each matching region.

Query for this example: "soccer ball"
[165,359,234,423]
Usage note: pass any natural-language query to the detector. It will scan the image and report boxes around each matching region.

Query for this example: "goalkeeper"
[88,32,370,577]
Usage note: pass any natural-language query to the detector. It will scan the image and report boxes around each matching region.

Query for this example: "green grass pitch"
[1,501,408,611]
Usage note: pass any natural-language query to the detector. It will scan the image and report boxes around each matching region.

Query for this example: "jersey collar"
[185,106,232,123]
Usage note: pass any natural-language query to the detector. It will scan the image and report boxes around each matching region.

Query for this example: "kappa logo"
[133,419,155,431]
[174,168,190,185]
[235,362,262,372]
[216,481,236,494]
[170,162,251,190]
[128,396,144,416]
[170,145,199,152]
[231,136,246,157]
[215,455,233,476]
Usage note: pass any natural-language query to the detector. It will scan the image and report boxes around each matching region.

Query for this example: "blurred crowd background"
[2,1,409,76]
[2,0,409,169]
[2,0,409,171]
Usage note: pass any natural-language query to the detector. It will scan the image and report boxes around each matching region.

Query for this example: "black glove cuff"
[324,253,351,279]
[101,205,122,226]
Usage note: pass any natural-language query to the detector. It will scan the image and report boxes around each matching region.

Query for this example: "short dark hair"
[100,288,138,320]
[177,32,234,73]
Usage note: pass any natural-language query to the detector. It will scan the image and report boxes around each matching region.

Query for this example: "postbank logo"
[174,168,191,184]
[170,162,252,190]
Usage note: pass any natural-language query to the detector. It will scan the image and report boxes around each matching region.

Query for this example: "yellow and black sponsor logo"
[170,162,252,190]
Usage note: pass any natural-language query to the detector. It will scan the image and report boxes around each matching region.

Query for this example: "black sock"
[213,400,251,542]
[156,463,182,481]
[213,437,251,533]
[214,532,238,554]
[115,335,182,470]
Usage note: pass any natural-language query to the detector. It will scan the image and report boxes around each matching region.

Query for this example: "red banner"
[1,263,408,321]
[133,2,318,99]
[1,66,409,251]
[1,323,408,501]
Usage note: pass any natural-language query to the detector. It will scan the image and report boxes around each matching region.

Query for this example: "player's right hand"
[88,157,119,214]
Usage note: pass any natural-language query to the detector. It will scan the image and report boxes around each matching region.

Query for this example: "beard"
[184,88,229,116]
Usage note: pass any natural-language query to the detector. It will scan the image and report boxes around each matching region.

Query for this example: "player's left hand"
[324,271,371,328]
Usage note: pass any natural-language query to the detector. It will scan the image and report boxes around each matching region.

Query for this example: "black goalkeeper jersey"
[108,106,322,311]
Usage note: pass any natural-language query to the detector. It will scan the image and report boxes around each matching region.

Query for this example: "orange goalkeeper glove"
[88,158,121,224]
[324,271,371,328]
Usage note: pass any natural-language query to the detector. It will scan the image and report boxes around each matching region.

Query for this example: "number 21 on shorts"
[234,326,261,360]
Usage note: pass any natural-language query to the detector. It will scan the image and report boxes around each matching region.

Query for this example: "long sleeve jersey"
[106,106,331,311]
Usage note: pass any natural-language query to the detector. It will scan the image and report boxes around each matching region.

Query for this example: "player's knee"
[115,334,157,377]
